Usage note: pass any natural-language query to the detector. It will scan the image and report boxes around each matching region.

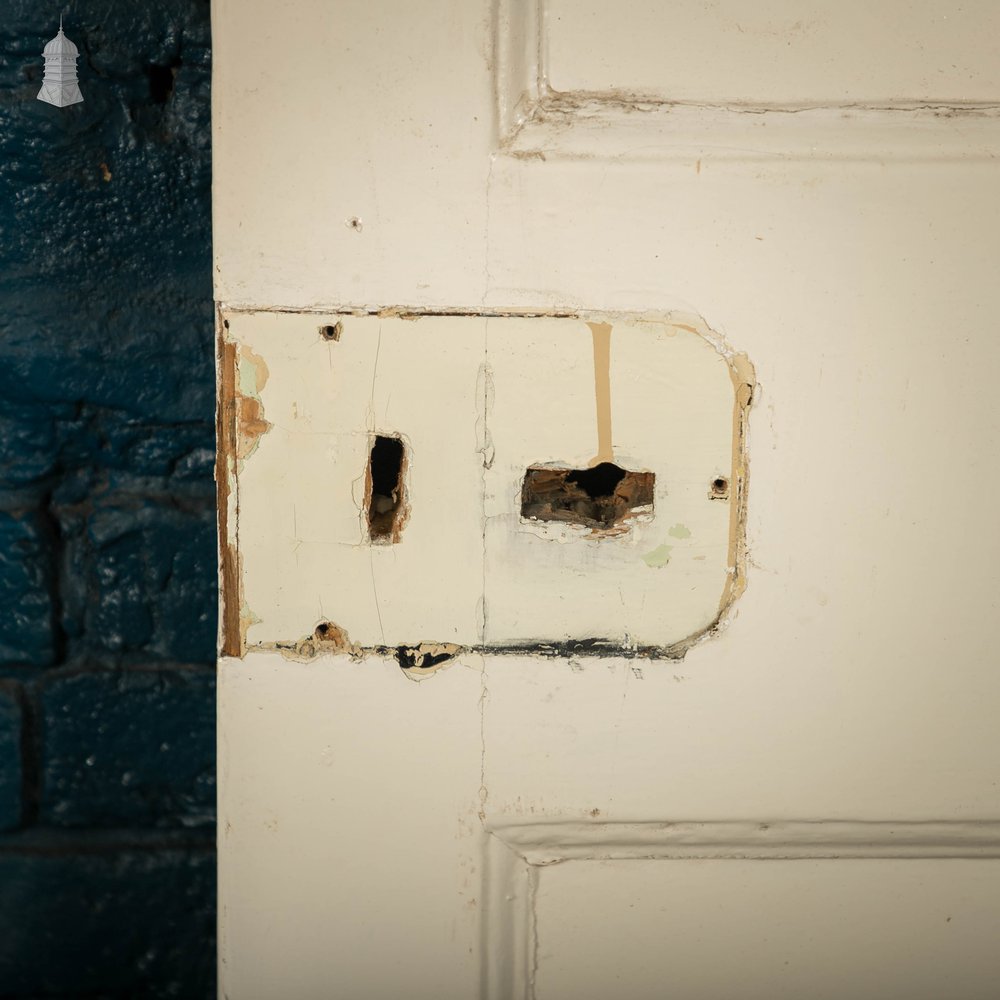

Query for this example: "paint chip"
[395,642,462,678]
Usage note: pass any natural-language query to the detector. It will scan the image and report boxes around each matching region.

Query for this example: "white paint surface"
[218,653,483,1000]
[215,0,1000,996]
[227,311,743,652]
[533,859,1000,999]
[544,0,1000,104]
[482,314,738,646]
[232,313,486,648]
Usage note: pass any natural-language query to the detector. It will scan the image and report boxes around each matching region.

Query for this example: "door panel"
[218,654,482,1000]
[214,0,1000,996]
[533,859,1000,1000]
[543,0,1000,104]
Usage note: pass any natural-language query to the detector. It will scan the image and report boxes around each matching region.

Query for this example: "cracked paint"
[235,344,271,465]
[219,310,755,662]
[260,622,462,679]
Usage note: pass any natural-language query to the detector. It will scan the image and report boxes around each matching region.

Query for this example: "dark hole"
[146,59,181,104]
[320,322,342,341]
[396,646,455,670]
[521,463,655,531]
[711,476,730,496]
[566,462,626,500]
[368,435,406,542]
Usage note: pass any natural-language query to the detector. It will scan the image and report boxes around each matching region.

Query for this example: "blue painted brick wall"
[0,1,216,995]
[0,684,24,831]
[0,843,216,997]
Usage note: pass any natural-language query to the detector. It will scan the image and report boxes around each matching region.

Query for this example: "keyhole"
[366,435,408,543]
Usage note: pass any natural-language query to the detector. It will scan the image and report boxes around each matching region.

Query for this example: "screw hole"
[320,322,342,342]
[710,476,730,499]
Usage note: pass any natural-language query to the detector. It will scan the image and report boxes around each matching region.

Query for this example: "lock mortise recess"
[520,461,655,532]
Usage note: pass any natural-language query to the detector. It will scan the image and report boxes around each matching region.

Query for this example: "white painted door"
[213,2,1000,997]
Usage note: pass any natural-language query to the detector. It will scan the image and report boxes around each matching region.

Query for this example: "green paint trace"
[642,543,673,568]
[668,523,691,539]
[238,360,260,398]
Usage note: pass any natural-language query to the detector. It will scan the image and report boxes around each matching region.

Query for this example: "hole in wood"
[521,462,655,532]
[366,434,408,543]
[320,322,342,341]
[710,476,730,500]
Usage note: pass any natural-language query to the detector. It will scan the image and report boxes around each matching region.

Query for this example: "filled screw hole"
[320,322,342,342]
[366,434,408,543]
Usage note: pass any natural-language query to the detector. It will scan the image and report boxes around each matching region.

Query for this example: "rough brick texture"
[0,685,23,831]
[40,668,215,828]
[0,0,216,995]
[0,842,215,998]
[0,511,57,667]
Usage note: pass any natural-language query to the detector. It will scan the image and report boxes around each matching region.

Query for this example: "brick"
[40,668,215,828]
[0,0,217,993]
[106,419,215,479]
[0,840,215,997]
[0,683,23,830]
[0,402,60,491]
[56,500,217,664]
[0,509,57,667]
[151,510,218,664]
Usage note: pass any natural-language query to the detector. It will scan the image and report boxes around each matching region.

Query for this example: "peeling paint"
[264,623,362,662]
[260,624,462,679]
[718,351,756,619]
[220,309,756,663]
[235,345,271,465]
[395,642,463,678]
[257,632,718,666]
[215,329,241,658]
[217,326,272,659]
[238,577,260,652]
[310,621,357,653]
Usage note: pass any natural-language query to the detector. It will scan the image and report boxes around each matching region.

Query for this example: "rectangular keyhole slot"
[367,434,408,543]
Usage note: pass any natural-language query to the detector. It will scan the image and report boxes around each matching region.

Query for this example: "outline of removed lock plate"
[217,310,755,666]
